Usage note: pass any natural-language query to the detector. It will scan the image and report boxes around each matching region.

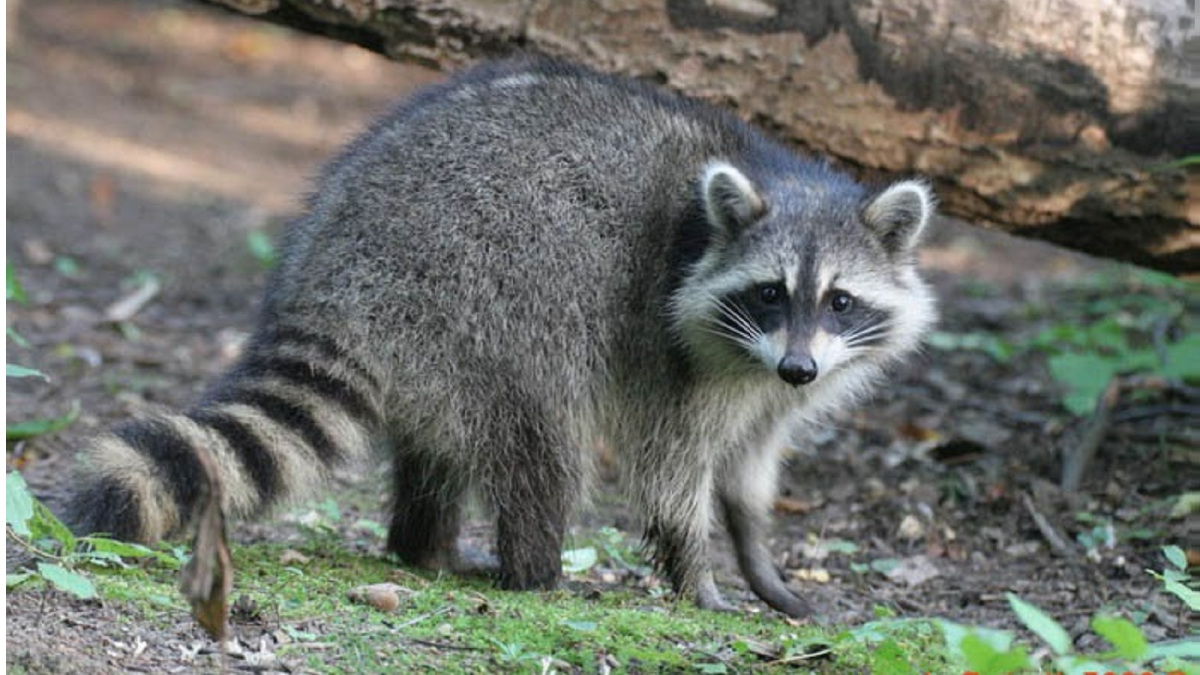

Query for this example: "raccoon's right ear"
[700,162,766,238]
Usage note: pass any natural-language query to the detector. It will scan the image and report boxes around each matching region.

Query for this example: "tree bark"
[204,0,1199,274]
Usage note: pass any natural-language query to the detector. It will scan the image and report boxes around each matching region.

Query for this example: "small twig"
[103,275,161,323]
[764,647,833,666]
[1062,374,1200,490]
[392,606,452,630]
[1061,377,1122,492]
[403,638,485,652]
[1151,316,1171,367]
[1122,375,1200,401]
[1112,403,1200,423]
[1020,492,1076,559]
[5,525,64,565]
[1117,430,1200,447]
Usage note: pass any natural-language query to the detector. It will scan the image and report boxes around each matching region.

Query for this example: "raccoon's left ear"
[862,180,935,256]
[700,161,767,239]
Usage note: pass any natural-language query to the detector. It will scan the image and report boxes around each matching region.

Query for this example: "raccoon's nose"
[777,355,818,386]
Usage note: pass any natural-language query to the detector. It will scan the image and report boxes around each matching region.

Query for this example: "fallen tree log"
[204,0,1199,274]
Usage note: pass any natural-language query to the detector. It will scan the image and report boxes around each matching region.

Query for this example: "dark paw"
[695,588,737,613]
[497,566,561,591]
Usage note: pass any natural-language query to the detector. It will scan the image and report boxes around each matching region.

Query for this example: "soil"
[5,0,1196,672]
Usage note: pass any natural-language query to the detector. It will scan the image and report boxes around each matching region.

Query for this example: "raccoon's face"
[671,160,936,388]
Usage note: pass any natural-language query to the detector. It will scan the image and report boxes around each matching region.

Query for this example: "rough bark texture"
[203,0,1199,273]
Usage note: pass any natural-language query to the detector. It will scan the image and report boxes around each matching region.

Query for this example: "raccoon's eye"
[758,284,785,305]
[829,291,854,313]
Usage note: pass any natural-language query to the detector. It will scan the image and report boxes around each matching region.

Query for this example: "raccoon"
[65,57,936,617]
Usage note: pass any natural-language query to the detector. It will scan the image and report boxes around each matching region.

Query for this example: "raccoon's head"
[671,159,936,389]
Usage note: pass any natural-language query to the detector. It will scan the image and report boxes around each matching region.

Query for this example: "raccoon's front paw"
[695,589,737,613]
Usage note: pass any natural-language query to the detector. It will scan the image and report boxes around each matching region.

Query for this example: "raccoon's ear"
[862,180,935,256]
[701,162,766,238]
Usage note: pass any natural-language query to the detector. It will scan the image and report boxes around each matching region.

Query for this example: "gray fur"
[65,57,937,616]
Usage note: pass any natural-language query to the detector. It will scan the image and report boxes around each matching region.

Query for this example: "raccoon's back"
[267,61,747,395]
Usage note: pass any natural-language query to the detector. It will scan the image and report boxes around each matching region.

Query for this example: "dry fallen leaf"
[88,171,117,227]
[773,496,814,515]
[179,446,233,641]
[791,568,831,583]
[897,514,925,541]
[885,555,941,587]
[279,549,311,565]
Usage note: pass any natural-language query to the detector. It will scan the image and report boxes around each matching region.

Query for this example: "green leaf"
[872,605,898,619]
[1007,593,1072,655]
[959,633,1031,673]
[6,401,80,441]
[926,331,1013,362]
[7,264,26,303]
[1169,492,1200,520]
[6,471,35,537]
[1147,638,1200,659]
[1054,655,1114,674]
[7,327,31,348]
[246,231,277,269]
[82,538,157,558]
[1047,353,1118,416]
[6,572,35,588]
[29,498,76,553]
[821,539,859,555]
[52,256,81,279]
[80,537,182,569]
[1090,615,1147,660]
[1084,317,1131,354]
[869,638,911,675]
[1162,333,1200,380]
[1162,577,1200,611]
[561,546,598,574]
[6,364,49,381]
[1163,545,1188,571]
[562,619,597,632]
[869,557,901,575]
[938,620,1015,655]
[36,562,96,599]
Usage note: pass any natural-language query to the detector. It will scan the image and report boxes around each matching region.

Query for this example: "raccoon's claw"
[758,587,812,618]
[745,572,812,618]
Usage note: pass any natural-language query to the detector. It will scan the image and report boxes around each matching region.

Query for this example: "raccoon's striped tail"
[65,326,384,543]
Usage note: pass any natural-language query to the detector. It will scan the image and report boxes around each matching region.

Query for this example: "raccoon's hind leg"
[482,396,580,591]
[385,447,492,574]
[718,442,811,618]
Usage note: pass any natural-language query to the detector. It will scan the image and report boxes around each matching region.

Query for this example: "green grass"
[12,475,1195,672]
[83,540,953,673]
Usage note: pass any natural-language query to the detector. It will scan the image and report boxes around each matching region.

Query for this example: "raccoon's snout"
[777,354,818,386]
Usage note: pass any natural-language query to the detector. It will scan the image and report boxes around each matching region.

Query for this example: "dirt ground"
[6,0,1196,671]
